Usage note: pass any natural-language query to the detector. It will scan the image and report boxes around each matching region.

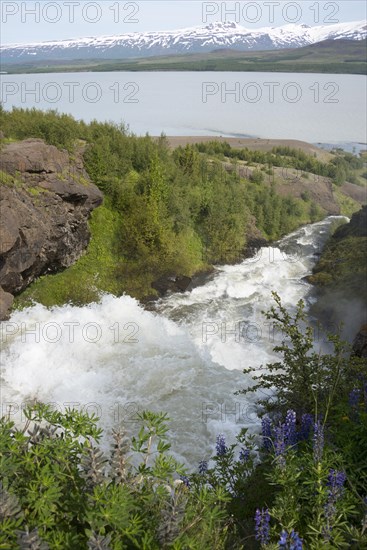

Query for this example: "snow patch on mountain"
[1,20,366,63]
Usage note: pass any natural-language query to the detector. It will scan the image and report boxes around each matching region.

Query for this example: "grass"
[15,202,122,309]
[27,186,50,196]
[309,235,367,293]
[0,170,23,188]
[333,188,362,217]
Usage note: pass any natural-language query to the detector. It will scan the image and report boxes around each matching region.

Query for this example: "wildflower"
[198,460,208,475]
[284,409,297,446]
[255,508,270,545]
[261,416,273,451]
[313,421,324,463]
[274,424,286,468]
[327,469,346,501]
[324,499,336,520]
[216,434,227,456]
[299,413,313,441]
[239,448,250,462]
[278,529,303,549]
[289,530,303,549]
[279,530,288,546]
[323,469,347,540]
[179,475,190,488]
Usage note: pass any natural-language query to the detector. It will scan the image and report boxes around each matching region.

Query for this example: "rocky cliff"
[309,205,367,341]
[0,138,103,319]
[333,205,367,239]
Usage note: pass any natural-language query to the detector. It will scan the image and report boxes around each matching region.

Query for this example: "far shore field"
[160,136,334,161]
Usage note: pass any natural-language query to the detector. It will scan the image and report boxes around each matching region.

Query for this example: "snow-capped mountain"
[1,20,366,63]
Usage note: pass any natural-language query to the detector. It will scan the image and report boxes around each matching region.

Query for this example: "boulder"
[0,286,14,320]
[151,274,192,296]
[0,139,103,319]
[352,325,367,358]
[334,205,367,239]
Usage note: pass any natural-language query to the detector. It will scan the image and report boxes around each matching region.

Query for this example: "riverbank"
[308,205,367,341]
[1,108,365,317]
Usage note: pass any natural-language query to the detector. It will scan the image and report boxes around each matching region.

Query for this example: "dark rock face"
[334,205,367,239]
[151,274,192,296]
[308,205,367,343]
[352,325,367,358]
[243,214,268,258]
[0,287,14,320]
[0,139,103,319]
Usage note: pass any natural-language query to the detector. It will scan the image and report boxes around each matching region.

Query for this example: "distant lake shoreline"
[2,38,366,76]
[1,71,366,144]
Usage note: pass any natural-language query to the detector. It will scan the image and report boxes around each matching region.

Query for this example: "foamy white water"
[0,217,346,466]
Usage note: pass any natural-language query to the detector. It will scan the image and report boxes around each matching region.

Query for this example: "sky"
[1,0,366,45]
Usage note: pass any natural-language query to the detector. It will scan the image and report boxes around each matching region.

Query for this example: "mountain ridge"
[1,20,366,63]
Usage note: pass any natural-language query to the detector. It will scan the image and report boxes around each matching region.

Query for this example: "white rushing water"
[0,217,345,467]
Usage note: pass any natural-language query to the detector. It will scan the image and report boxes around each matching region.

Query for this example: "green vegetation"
[310,234,367,292]
[1,297,366,549]
[1,107,364,309]
[0,106,90,151]
[3,39,366,75]
[16,203,124,308]
[27,186,50,197]
[334,189,362,217]
[0,404,230,549]
[195,141,365,188]
[0,170,23,188]
[309,204,367,301]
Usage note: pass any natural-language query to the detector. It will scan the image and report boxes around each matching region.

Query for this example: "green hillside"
[3,39,366,75]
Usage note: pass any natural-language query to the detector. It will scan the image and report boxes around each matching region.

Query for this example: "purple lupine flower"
[349,388,361,408]
[261,416,273,451]
[284,410,297,446]
[323,469,347,539]
[313,421,324,463]
[239,448,250,462]
[289,530,303,549]
[274,424,286,468]
[255,508,270,545]
[198,460,208,475]
[278,530,303,549]
[322,519,334,542]
[299,413,313,441]
[324,500,336,520]
[327,469,347,500]
[179,475,190,488]
[216,434,227,456]
[279,530,288,547]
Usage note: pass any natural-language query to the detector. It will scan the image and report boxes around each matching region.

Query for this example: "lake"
[1,72,366,144]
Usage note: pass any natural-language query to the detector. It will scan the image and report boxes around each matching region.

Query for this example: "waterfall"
[0,217,346,467]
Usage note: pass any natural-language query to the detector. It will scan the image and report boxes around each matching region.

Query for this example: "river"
[0,216,346,467]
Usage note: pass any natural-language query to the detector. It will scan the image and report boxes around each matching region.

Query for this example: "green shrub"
[0,406,231,549]
[2,299,366,549]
